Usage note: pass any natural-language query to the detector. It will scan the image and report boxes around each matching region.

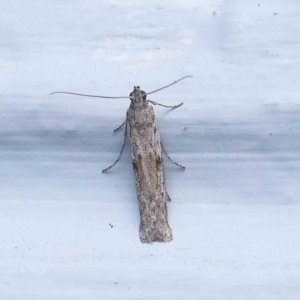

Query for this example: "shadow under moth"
[50,76,192,243]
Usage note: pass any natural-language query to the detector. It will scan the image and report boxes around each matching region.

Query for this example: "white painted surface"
[1,0,300,299]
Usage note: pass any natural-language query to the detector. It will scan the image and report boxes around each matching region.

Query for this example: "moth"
[50,76,192,243]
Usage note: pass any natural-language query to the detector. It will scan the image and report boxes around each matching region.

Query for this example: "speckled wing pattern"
[128,104,173,243]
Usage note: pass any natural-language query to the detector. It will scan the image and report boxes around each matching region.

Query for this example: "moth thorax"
[129,86,146,109]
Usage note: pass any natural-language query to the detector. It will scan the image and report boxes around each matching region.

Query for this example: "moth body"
[128,86,172,243]
[50,76,192,243]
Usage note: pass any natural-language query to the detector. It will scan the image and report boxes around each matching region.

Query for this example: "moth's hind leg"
[161,141,186,169]
[113,120,126,132]
[166,191,171,202]
[102,116,128,173]
[148,100,183,110]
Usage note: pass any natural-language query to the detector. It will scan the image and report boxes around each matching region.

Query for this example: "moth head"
[129,86,147,108]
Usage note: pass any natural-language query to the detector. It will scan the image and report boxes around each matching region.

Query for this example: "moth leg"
[166,191,172,202]
[148,100,183,110]
[113,120,126,132]
[102,117,128,173]
[161,141,186,169]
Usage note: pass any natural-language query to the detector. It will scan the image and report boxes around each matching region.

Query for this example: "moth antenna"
[49,91,128,99]
[146,75,193,96]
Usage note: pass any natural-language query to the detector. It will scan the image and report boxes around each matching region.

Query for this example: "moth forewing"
[128,94,173,243]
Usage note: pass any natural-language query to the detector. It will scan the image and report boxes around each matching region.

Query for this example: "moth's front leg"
[148,100,183,110]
